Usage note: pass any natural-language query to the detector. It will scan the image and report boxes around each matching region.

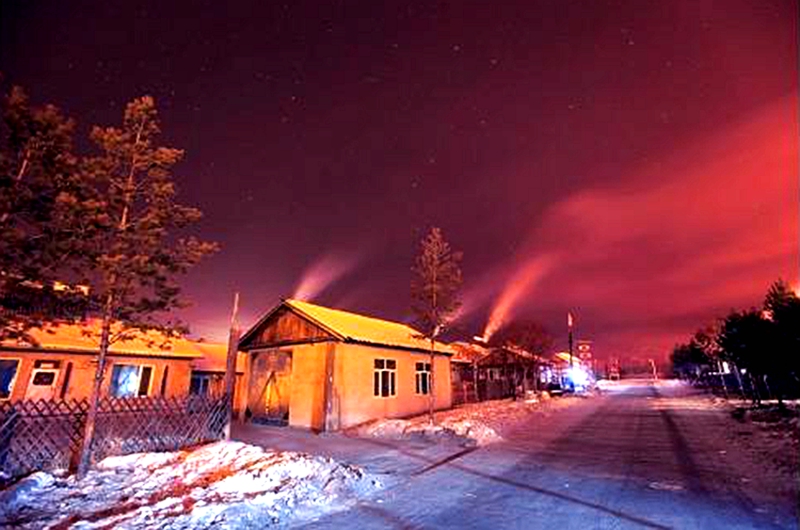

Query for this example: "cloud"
[489,97,797,360]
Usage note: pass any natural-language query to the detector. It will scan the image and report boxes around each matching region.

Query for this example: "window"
[110,364,153,397]
[415,362,431,395]
[0,359,20,400]
[373,359,396,397]
[190,373,211,396]
[31,371,56,386]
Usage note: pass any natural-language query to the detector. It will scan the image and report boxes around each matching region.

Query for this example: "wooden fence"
[0,395,227,483]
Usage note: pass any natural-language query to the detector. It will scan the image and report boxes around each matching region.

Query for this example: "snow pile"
[357,416,501,447]
[356,396,580,446]
[0,441,380,529]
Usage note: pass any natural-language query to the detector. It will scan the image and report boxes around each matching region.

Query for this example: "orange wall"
[242,342,453,431]
[331,343,452,429]
[0,351,193,402]
[288,343,328,430]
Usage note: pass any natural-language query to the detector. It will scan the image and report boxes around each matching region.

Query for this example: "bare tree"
[411,227,462,423]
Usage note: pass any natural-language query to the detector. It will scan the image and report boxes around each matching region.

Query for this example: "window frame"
[415,361,432,395]
[372,358,397,398]
[109,363,155,398]
[190,373,212,396]
[0,358,21,401]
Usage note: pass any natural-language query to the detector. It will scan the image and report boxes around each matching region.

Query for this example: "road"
[283,380,797,529]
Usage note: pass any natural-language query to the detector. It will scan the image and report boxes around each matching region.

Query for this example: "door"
[25,360,61,401]
[247,350,292,425]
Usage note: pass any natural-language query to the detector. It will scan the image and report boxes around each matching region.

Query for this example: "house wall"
[0,350,193,402]
[243,342,453,431]
[288,343,328,430]
[244,343,329,431]
[331,343,452,429]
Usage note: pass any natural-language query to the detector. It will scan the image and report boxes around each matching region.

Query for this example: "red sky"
[1,0,797,361]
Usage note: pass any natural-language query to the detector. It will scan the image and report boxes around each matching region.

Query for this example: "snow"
[0,441,380,529]
[282,299,454,354]
[355,395,583,446]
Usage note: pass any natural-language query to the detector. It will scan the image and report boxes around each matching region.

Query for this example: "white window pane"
[111,365,140,397]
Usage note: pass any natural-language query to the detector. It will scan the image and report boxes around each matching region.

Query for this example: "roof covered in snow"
[0,321,204,359]
[450,341,491,364]
[241,299,454,355]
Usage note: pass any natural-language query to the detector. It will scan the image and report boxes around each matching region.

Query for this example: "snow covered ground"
[354,394,583,446]
[0,441,380,529]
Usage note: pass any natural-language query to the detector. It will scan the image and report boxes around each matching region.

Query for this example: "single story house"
[450,341,488,404]
[189,341,248,415]
[238,299,454,431]
[0,321,202,402]
[451,341,543,402]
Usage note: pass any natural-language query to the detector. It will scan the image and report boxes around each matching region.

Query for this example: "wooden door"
[247,350,292,425]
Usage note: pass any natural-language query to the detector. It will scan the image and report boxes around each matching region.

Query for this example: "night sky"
[1,1,797,362]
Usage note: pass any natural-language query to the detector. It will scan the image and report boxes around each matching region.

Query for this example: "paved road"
[237,381,797,529]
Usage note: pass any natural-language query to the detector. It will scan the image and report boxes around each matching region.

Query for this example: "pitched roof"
[244,299,454,354]
[450,341,491,363]
[1,321,203,359]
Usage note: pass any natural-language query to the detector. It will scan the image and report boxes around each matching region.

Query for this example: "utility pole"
[567,311,574,367]
[223,291,240,440]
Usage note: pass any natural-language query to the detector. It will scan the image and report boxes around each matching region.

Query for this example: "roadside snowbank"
[356,395,581,446]
[0,441,380,529]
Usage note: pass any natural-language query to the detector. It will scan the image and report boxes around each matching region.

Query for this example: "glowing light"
[567,366,589,387]
[292,253,361,301]
[482,254,555,342]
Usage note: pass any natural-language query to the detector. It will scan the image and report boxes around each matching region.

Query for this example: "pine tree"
[0,86,94,340]
[411,227,462,423]
[76,96,218,476]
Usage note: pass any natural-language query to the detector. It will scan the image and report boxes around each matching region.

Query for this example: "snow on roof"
[285,299,454,355]
[553,351,586,366]
[450,341,491,363]
[0,321,203,359]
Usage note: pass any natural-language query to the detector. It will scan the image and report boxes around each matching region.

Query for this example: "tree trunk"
[762,375,774,403]
[76,295,114,477]
[223,292,240,439]
[732,363,746,401]
[472,361,479,403]
[717,360,729,399]
[748,372,762,406]
[428,338,435,424]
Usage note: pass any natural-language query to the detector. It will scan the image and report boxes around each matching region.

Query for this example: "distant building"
[188,341,248,415]
[238,299,453,431]
[451,341,541,403]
